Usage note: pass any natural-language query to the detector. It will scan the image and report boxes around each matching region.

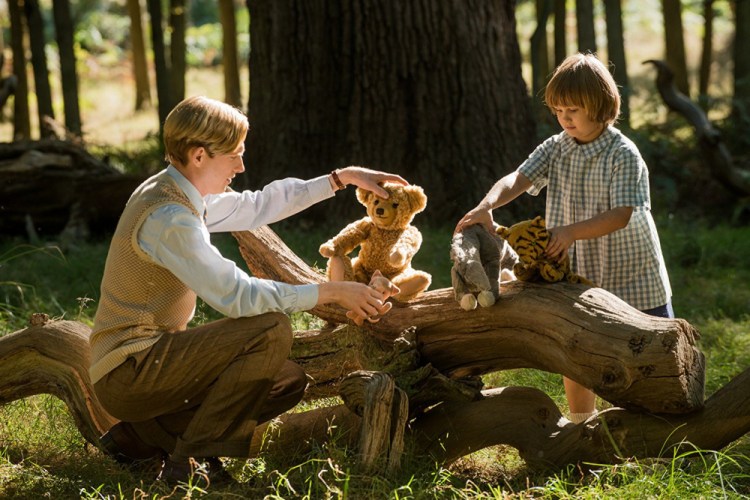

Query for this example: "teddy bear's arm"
[319,218,371,257]
[390,226,423,266]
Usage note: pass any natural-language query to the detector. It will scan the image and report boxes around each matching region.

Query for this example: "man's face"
[198,140,246,195]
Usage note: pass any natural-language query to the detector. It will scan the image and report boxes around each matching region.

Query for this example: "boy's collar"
[560,126,615,159]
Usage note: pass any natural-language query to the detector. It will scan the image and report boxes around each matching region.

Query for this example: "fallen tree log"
[0,140,146,239]
[0,225,736,472]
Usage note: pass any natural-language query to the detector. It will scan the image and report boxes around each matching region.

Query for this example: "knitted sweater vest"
[89,170,201,384]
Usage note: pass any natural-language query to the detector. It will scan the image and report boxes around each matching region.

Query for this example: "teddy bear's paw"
[459,294,478,311]
[477,290,496,308]
[319,242,335,258]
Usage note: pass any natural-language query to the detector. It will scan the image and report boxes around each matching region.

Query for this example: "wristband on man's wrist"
[330,170,346,190]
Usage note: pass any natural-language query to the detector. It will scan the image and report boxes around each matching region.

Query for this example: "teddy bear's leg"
[392,270,431,302]
[326,255,355,282]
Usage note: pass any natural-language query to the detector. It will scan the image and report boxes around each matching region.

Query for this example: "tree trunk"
[553,0,566,66]
[531,0,552,123]
[24,0,55,139]
[645,59,750,198]
[734,0,750,117]
[698,0,714,110]
[603,0,629,128]
[219,0,242,107]
[2,226,746,473]
[245,0,535,220]
[575,0,596,54]
[8,0,30,140]
[169,0,186,104]
[52,0,82,137]
[662,0,690,97]
[146,0,172,135]
[126,0,152,111]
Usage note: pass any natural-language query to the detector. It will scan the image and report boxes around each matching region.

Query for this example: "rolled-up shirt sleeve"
[139,204,319,318]
[204,175,334,232]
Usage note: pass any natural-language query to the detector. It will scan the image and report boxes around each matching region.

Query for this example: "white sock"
[569,411,597,424]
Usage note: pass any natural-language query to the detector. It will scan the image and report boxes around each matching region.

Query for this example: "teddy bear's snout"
[376,208,385,215]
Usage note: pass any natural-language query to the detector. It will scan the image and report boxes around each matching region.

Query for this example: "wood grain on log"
[0,319,116,445]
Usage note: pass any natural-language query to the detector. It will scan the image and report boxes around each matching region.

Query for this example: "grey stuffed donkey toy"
[450,224,518,310]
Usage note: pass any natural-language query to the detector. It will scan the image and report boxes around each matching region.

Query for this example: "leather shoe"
[99,422,163,465]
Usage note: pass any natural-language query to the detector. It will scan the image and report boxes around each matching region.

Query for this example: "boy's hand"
[455,204,494,234]
[547,226,575,261]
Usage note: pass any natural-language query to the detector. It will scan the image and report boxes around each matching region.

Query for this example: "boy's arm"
[546,206,633,260]
[455,171,532,233]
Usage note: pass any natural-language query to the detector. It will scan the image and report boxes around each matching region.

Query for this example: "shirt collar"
[559,125,616,160]
[166,165,205,216]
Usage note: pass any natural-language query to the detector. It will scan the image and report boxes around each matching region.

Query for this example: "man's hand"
[346,270,400,326]
[336,166,408,198]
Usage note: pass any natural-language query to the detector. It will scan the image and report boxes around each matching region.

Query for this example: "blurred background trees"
[1,0,748,222]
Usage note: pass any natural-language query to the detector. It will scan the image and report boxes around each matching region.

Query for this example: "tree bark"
[8,0,31,140]
[126,0,152,111]
[169,0,186,104]
[734,0,750,117]
[24,0,56,139]
[146,0,172,135]
[575,0,596,54]
[52,0,82,137]
[245,0,535,220]
[662,0,690,97]
[219,0,242,107]
[0,227,740,472]
[603,0,629,127]
[531,0,552,123]
[553,0,566,66]
[698,0,714,110]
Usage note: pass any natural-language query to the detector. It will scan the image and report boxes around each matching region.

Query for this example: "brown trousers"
[94,313,306,459]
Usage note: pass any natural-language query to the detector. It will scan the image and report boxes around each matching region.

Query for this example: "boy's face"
[552,105,605,144]
[192,139,246,196]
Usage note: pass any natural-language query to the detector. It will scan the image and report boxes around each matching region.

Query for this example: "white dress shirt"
[138,165,334,319]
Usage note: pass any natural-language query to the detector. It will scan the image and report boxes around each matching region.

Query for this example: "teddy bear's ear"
[405,185,427,213]
[532,215,545,228]
[355,186,374,206]
[496,226,510,238]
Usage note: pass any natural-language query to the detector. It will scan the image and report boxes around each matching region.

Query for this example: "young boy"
[91,96,405,484]
[456,53,673,424]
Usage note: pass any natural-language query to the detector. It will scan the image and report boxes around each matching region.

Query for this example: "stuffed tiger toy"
[496,216,592,285]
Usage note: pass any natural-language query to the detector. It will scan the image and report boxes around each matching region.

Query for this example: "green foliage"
[2,217,750,498]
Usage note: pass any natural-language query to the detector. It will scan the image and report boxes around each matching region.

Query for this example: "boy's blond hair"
[163,96,249,167]
[545,53,621,125]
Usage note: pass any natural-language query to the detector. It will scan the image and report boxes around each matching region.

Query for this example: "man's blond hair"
[545,53,621,125]
[163,96,249,166]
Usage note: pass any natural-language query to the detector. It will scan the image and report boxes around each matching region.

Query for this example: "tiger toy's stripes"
[496,216,593,286]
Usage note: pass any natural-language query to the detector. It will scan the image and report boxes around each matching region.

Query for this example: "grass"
[1,215,750,499]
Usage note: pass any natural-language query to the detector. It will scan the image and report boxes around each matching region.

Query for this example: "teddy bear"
[495,216,592,285]
[319,181,432,304]
[450,224,519,310]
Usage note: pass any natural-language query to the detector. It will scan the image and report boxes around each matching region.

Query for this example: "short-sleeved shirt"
[517,126,671,310]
